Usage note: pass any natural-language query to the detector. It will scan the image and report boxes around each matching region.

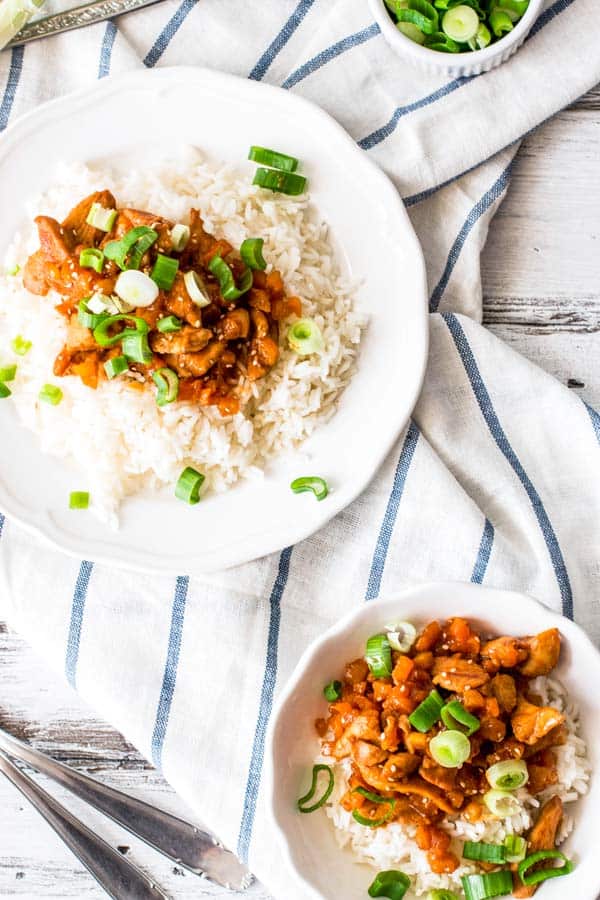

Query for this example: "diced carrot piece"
[392,655,415,685]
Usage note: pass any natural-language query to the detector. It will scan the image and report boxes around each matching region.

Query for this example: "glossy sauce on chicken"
[316,618,567,888]
[23,191,302,416]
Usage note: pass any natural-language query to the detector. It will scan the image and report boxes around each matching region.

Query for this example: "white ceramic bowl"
[369,0,545,76]
[266,582,600,900]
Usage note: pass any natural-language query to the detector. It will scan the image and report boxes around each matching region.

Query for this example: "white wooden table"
[1,85,599,899]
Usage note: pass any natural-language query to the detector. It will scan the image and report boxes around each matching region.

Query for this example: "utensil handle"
[0,728,247,886]
[0,751,168,900]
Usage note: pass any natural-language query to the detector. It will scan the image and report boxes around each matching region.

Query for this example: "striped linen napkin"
[1,2,600,897]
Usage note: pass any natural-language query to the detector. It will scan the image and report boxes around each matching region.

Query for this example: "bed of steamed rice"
[320,676,591,897]
[0,148,364,526]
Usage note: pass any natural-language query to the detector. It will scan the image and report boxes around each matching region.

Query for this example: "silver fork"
[0,726,252,896]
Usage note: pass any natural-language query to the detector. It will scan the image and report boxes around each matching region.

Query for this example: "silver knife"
[6,0,165,49]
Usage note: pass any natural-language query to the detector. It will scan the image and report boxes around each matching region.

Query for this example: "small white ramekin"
[368,0,545,76]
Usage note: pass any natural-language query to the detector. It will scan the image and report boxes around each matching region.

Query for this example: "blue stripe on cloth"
[0,513,4,538]
[237,546,292,862]
[365,421,420,601]
[429,160,514,313]
[444,312,574,619]
[584,402,600,445]
[65,561,94,688]
[98,21,118,78]
[471,518,495,584]
[143,0,199,68]
[150,575,189,769]
[281,22,380,89]
[249,0,316,81]
[0,46,25,132]
[358,0,577,152]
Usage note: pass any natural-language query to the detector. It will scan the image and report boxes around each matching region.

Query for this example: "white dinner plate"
[0,67,428,575]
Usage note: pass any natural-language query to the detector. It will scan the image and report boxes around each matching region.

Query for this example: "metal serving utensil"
[5,0,164,49]
[0,726,253,892]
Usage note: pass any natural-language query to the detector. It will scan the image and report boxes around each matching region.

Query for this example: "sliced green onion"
[518,850,574,886]
[104,226,158,271]
[79,248,105,273]
[69,491,90,510]
[385,621,417,653]
[427,892,458,900]
[463,841,506,864]
[323,680,342,701]
[442,4,479,40]
[157,315,183,333]
[78,299,109,330]
[397,21,426,43]
[87,293,116,315]
[183,270,212,307]
[290,476,329,501]
[121,331,152,364]
[248,145,299,173]
[152,367,179,406]
[441,700,480,736]
[93,314,148,348]
[240,238,267,271]
[0,364,17,382]
[489,8,513,36]
[115,270,159,308]
[39,383,63,406]
[7,263,20,276]
[175,466,205,505]
[365,634,393,679]
[494,0,529,21]
[208,255,253,301]
[150,254,179,291]
[504,834,527,863]
[171,223,191,252]
[86,203,117,233]
[0,383,11,399]
[297,764,334,813]
[408,689,444,732]
[368,870,411,900]
[395,0,439,35]
[461,871,513,900]
[253,167,307,196]
[103,356,128,380]
[287,318,324,355]
[352,787,396,827]
[429,730,470,768]
[11,335,31,356]
[425,30,461,50]
[486,759,528,791]
[468,22,491,49]
[483,789,521,818]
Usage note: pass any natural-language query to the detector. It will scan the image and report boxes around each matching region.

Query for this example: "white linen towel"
[1,2,600,897]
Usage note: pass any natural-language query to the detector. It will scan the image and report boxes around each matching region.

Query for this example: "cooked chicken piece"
[485,738,526,766]
[164,272,211,328]
[354,761,395,794]
[404,731,428,755]
[511,696,566,745]
[345,658,370,685]
[490,673,518,713]
[513,796,563,898]
[150,326,212,355]
[462,688,486,711]
[523,723,568,757]
[250,308,270,339]
[352,740,387,768]
[443,617,481,656]
[165,341,226,378]
[217,308,250,341]
[527,761,559,794]
[384,779,457,815]
[481,635,528,671]
[419,757,457,792]
[332,712,382,759]
[478,716,506,743]
[65,314,98,353]
[381,753,421,780]
[415,621,442,652]
[432,656,489,692]
[518,629,561,677]
[23,249,50,295]
[35,216,71,262]
[416,824,460,874]
[62,190,116,247]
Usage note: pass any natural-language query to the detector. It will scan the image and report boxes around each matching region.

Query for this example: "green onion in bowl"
[429,730,471,767]
[368,870,411,899]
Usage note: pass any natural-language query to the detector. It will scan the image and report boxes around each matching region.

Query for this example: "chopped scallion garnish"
[408,689,444,732]
[385,621,416,653]
[248,145,299,173]
[103,356,129,380]
[517,849,574,885]
[69,491,90,510]
[253,167,307,196]
[115,270,159,308]
[365,633,393,679]
[297,764,334,813]
[39,384,63,406]
[183,270,212,307]
[483,788,521,818]
[157,315,183,333]
[152,367,179,406]
[208,255,253,301]
[441,700,480,736]
[175,466,205,505]
[290,475,329,501]
[150,254,179,291]
[79,248,105,273]
[0,364,17,382]
[368,870,411,899]
[352,786,396,827]
[93,314,149,348]
[0,383,11,399]
[287,318,323,355]
[171,223,190,252]
[78,298,109,330]
[323,680,342,701]
[486,759,528,791]
[462,841,506,864]
[427,892,458,900]
[240,238,267,271]
[86,203,117,232]
[503,834,527,863]
[11,335,31,356]
[7,263,20,276]
[429,730,471,768]
[104,226,158,271]
[442,4,479,41]
[121,331,152,364]
[461,870,513,900]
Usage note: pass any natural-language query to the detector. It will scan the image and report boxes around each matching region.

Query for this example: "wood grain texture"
[0,86,599,899]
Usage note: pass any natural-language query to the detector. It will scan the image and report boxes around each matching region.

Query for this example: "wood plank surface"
[1,86,599,900]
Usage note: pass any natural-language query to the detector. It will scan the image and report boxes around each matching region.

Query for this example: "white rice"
[0,147,364,526]
[321,676,591,897]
